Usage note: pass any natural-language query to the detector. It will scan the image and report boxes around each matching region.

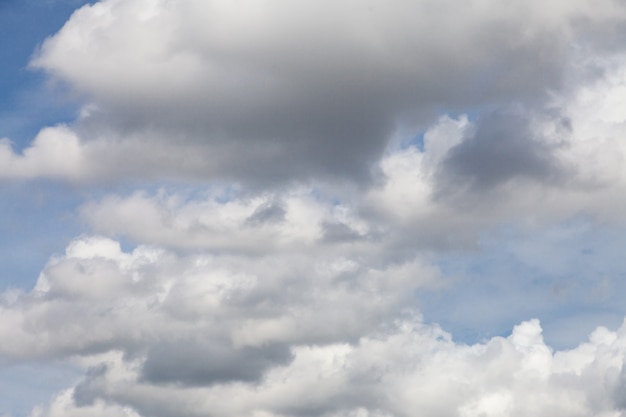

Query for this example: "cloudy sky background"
[3,0,626,415]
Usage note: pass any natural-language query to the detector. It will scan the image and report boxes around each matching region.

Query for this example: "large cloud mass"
[4,0,626,416]
[1,234,626,417]
[16,0,625,183]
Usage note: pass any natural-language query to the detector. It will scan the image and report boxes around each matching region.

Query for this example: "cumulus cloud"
[73,87,626,253]
[7,1,626,415]
[16,268,626,417]
[0,194,624,416]
[0,234,624,417]
[0,233,439,416]
[0,125,84,181]
[16,0,626,184]
[1,0,625,190]
[0,234,439,360]
[361,75,626,249]
[78,188,371,252]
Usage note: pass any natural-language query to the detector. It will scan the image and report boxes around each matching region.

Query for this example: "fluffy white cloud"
[0,227,623,416]
[79,188,370,252]
[0,234,438,360]
[0,233,437,415]
[16,258,626,417]
[0,125,85,180]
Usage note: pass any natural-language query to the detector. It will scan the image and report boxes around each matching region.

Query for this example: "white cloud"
[22,306,626,417]
[0,228,623,416]
[0,233,437,415]
[79,189,340,252]
[0,125,85,181]
[0,234,438,361]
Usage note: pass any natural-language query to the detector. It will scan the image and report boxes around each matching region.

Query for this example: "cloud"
[0,196,625,415]
[359,65,626,249]
[7,1,626,416]
[3,176,626,416]
[0,234,438,360]
[0,233,437,416]
[31,387,141,417]
[0,0,623,188]
[24,310,626,417]
[140,341,293,387]
[21,0,626,184]
[436,109,570,194]
[0,125,84,181]
[78,189,366,252]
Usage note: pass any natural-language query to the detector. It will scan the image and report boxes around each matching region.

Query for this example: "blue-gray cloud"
[436,110,569,194]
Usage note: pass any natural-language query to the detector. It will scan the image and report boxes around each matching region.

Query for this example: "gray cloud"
[72,364,108,407]
[322,221,363,243]
[39,318,626,417]
[27,0,624,185]
[140,341,293,386]
[436,110,569,195]
[614,365,626,411]
[245,202,286,225]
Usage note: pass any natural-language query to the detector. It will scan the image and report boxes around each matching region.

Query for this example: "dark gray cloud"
[140,340,293,387]
[436,110,569,195]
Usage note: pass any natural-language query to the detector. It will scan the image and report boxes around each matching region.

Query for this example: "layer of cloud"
[54,62,626,254]
[0,235,438,361]
[0,235,624,416]
[4,55,626,237]
[16,0,626,184]
[79,189,369,253]
[5,1,626,415]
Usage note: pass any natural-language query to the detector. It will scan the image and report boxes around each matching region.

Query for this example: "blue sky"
[0,0,86,145]
[0,0,91,293]
[3,1,626,416]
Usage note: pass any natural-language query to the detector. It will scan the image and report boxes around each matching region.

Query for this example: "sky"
[3,0,626,416]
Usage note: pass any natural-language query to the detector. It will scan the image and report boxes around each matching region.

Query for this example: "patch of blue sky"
[0,4,109,413]
[0,0,90,148]
[0,361,82,417]
[112,180,247,205]
[0,180,169,289]
[417,217,626,349]
[0,181,85,291]
[0,179,191,291]
[400,131,426,151]
[0,175,290,295]
[396,107,484,152]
